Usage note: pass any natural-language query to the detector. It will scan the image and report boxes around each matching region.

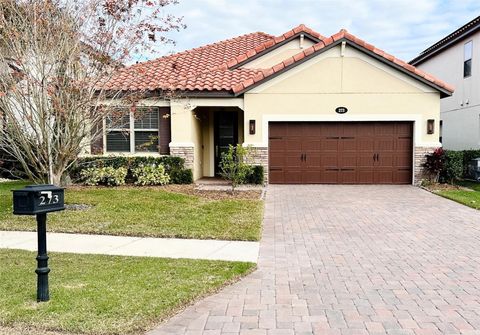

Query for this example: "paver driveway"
[148,185,480,335]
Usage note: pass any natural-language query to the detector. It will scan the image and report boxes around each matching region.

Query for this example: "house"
[98,24,453,185]
[410,16,479,150]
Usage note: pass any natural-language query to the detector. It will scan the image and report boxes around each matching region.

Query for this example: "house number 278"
[39,191,59,206]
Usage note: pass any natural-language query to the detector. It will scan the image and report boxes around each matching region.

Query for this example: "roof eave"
[235,38,453,98]
[410,19,480,66]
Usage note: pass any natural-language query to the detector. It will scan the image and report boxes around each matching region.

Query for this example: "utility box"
[12,185,65,215]
[466,158,480,181]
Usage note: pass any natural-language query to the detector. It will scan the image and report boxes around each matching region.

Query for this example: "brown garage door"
[269,122,413,184]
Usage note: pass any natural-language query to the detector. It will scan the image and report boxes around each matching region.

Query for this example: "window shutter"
[158,107,171,155]
[90,118,104,155]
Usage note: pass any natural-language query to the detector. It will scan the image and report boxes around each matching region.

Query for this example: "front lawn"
[431,180,480,210]
[0,249,254,335]
[0,181,263,241]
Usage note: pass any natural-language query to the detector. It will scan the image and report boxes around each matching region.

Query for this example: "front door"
[214,111,238,175]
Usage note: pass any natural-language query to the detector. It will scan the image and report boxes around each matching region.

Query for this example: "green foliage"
[220,144,253,192]
[170,167,193,184]
[132,164,170,186]
[70,156,191,185]
[440,150,464,183]
[245,165,264,185]
[80,166,127,186]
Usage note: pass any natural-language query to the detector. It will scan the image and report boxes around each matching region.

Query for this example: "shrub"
[245,165,264,184]
[462,150,480,177]
[132,164,170,186]
[422,147,445,182]
[69,156,188,184]
[80,167,128,186]
[170,168,193,184]
[220,144,253,193]
[440,150,464,183]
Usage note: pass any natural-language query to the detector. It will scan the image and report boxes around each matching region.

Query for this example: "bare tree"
[0,0,184,185]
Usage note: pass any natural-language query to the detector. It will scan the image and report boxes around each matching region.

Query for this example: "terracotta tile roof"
[102,31,273,91]
[102,25,454,96]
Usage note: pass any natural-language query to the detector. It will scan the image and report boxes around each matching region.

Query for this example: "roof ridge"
[231,29,454,94]
[223,23,326,70]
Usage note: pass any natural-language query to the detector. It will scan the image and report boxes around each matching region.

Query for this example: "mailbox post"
[12,185,65,302]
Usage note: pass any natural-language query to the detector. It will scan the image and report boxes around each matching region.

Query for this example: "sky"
[137,0,480,64]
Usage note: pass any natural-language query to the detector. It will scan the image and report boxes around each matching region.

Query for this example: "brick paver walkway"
[148,185,480,335]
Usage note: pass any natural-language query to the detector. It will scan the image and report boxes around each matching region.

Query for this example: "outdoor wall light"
[427,119,435,135]
[249,120,256,134]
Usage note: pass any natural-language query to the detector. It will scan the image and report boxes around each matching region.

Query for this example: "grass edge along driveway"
[0,181,264,241]
[0,249,255,335]
[432,180,480,210]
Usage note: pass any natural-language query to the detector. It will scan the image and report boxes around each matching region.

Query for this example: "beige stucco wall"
[243,44,441,148]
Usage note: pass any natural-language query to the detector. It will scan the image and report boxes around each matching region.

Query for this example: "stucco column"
[169,101,203,180]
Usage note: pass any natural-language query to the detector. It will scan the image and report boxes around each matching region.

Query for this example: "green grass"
[0,181,263,241]
[0,249,254,335]
[435,180,480,210]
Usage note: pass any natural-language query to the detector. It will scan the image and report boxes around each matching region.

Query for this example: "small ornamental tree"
[0,0,185,185]
[220,144,253,194]
[422,147,445,182]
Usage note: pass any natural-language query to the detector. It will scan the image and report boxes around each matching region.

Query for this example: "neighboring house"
[410,16,479,150]
[99,24,453,185]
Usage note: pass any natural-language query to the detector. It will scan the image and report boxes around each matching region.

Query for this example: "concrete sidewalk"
[0,231,259,262]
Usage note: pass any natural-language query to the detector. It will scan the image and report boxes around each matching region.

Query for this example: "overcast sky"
[139,0,480,63]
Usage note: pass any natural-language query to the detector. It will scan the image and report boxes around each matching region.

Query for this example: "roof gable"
[102,25,454,98]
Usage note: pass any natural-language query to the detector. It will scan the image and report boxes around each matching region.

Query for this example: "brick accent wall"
[414,146,437,185]
[249,147,268,184]
[170,146,194,169]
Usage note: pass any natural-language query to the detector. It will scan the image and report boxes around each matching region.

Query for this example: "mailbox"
[13,184,65,215]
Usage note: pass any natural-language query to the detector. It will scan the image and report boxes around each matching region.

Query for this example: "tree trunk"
[49,172,62,186]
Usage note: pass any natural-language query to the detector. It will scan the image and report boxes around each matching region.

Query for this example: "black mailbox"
[13,184,65,215]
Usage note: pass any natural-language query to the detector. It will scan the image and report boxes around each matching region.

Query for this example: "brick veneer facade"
[170,146,194,169]
[249,147,268,184]
[414,146,437,185]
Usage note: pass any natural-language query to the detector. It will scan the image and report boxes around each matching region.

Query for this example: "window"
[464,41,473,78]
[105,108,159,153]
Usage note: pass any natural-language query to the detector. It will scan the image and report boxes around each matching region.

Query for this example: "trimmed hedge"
[440,151,463,183]
[245,165,264,185]
[69,156,192,184]
[436,149,480,183]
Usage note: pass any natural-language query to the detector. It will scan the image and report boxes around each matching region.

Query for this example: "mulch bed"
[67,184,262,200]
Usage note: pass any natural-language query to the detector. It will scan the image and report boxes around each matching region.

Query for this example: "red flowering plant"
[422,147,445,182]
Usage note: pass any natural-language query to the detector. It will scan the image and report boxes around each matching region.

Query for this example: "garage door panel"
[340,139,357,151]
[357,154,375,167]
[286,123,304,136]
[340,170,357,184]
[322,139,340,151]
[269,139,286,152]
[357,169,375,183]
[322,170,339,183]
[284,170,302,183]
[268,122,412,184]
[303,138,322,151]
[397,138,413,151]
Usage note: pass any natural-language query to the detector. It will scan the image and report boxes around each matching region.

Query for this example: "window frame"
[104,107,160,154]
[464,40,473,78]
